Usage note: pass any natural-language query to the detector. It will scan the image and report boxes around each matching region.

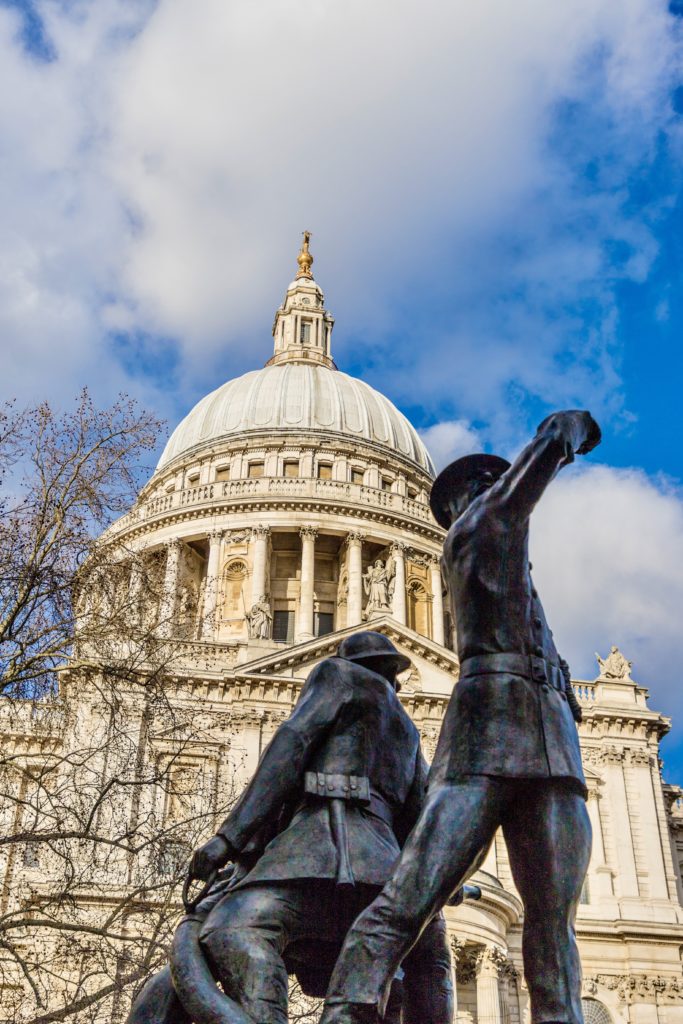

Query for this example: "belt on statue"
[301,773,394,826]
[459,652,564,691]
[298,773,395,889]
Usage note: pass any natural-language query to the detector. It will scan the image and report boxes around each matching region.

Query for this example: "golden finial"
[296,230,314,279]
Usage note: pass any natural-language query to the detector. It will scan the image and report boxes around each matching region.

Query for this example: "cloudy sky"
[3,1,683,772]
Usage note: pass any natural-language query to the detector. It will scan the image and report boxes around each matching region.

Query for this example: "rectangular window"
[23,844,40,869]
[407,487,418,499]
[351,468,364,485]
[300,320,311,343]
[215,466,230,482]
[579,877,590,905]
[248,462,264,479]
[187,472,200,485]
[317,463,333,480]
[381,477,393,492]
[283,460,299,478]
[273,610,295,642]
[158,840,190,878]
[315,612,334,637]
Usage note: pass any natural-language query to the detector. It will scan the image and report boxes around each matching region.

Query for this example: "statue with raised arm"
[320,410,601,1024]
[595,645,632,680]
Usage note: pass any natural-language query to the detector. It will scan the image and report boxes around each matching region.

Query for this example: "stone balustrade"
[136,476,435,529]
[574,682,596,703]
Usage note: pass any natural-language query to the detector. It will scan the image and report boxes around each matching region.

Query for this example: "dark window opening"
[273,610,295,642]
[158,840,190,878]
[315,612,334,637]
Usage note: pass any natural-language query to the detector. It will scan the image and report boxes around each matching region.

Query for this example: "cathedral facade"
[4,239,683,1023]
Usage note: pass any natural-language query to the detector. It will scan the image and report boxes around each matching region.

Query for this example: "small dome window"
[248,462,264,479]
[300,320,312,343]
[317,463,333,480]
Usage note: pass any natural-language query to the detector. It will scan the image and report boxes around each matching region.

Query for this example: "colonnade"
[153,528,446,645]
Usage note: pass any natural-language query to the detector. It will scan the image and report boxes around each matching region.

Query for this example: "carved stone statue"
[127,632,461,1024]
[245,595,272,639]
[596,645,633,680]
[362,558,394,617]
[320,410,602,1024]
[178,584,198,626]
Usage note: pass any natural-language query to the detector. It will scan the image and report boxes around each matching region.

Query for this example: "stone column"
[346,532,365,626]
[391,543,407,624]
[159,538,181,637]
[449,937,466,1023]
[250,526,271,606]
[127,554,144,628]
[430,555,445,646]
[201,529,223,641]
[476,947,504,1024]
[297,527,317,641]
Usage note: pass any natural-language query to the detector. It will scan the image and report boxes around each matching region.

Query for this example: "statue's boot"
[319,1003,380,1024]
[170,917,255,1024]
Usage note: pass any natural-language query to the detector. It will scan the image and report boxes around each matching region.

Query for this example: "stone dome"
[157,362,435,475]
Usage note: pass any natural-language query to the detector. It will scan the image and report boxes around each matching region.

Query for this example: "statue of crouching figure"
[129,631,473,1024]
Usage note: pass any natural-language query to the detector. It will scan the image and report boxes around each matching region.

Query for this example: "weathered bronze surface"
[127,632,455,1024]
[320,410,601,1024]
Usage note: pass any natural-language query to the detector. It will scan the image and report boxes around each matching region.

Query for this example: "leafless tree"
[0,393,242,1022]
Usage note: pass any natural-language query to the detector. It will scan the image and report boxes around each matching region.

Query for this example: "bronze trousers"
[323,778,591,1024]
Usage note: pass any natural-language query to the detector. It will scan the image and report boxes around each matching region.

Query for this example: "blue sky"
[2,0,683,775]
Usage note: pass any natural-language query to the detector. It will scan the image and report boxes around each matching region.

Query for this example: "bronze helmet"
[337,631,411,674]
[429,453,510,530]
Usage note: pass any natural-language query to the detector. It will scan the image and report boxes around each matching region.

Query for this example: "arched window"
[582,999,612,1024]
[407,580,431,638]
[220,559,248,621]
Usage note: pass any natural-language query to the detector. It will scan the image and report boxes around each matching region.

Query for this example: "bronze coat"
[217,657,427,887]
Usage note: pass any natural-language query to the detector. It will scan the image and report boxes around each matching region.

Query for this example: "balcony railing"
[119,476,436,532]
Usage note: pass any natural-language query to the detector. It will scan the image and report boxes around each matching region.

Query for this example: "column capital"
[166,536,181,550]
[251,525,271,539]
[299,526,319,540]
[390,541,407,556]
[476,944,507,976]
[208,527,224,543]
[427,552,441,567]
[347,530,365,544]
[449,936,467,962]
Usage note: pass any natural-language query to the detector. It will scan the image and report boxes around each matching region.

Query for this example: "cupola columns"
[346,532,365,626]
[201,530,224,641]
[297,527,317,641]
[429,557,445,645]
[268,233,336,370]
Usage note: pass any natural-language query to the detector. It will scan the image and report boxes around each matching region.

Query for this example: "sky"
[2,1,683,773]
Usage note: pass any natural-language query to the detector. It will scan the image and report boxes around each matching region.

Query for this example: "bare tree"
[0,393,242,1022]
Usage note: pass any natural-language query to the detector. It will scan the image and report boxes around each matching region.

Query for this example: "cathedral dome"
[157,362,434,475]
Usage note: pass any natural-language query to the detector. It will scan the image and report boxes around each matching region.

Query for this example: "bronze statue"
[320,410,601,1024]
[129,631,458,1024]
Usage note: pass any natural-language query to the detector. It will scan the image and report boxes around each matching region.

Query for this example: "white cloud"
[0,0,680,423]
[530,462,683,736]
[419,420,483,472]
